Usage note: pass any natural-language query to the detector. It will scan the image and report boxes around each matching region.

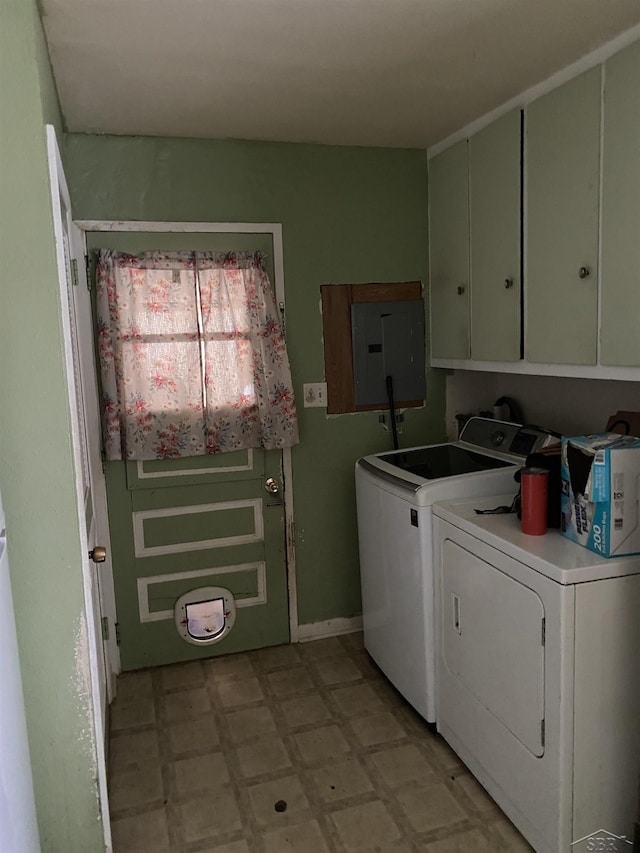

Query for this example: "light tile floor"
[108,633,534,852]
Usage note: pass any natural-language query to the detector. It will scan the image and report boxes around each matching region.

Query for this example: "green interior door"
[87,232,290,670]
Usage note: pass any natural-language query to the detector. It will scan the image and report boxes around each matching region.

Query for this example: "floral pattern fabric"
[96,250,299,460]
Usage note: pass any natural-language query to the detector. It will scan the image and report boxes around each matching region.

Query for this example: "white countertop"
[433,494,640,584]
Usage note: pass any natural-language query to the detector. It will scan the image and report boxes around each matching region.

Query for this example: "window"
[96,250,298,459]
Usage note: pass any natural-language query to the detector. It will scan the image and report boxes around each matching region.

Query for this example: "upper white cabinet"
[429,36,640,378]
[429,110,521,362]
[526,67,601,365]
[600,40,640,366]
[429,140,470,359]
[469,110,521,361]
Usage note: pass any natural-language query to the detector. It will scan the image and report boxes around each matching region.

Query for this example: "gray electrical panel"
[351,300,426,406]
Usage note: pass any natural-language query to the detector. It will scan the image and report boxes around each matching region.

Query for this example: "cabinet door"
[469,109,521,361]
[600,41,640,366]
[526,67,601,364]
[429,140,470,359]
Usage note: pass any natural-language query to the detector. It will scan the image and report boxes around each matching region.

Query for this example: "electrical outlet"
[303,382,327,408]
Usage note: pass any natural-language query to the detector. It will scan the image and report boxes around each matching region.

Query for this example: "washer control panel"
[459,417,552,460]
[490,429,506,448]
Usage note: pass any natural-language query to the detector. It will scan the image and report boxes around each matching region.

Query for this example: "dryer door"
[442,540,545,756]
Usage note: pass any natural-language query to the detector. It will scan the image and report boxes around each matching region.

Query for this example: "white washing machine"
[433,495,640,853]
[355,417,552,723]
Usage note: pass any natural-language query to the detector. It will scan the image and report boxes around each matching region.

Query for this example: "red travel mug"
[521,467,549,535]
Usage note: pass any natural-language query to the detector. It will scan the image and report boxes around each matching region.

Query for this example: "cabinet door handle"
[578,266,591,279]
[457,285,466,295]
[504,278,514,289]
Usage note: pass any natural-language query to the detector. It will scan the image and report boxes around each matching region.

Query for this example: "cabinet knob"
[578,266,591,279]
[457,285,465,295]
[504,278,514,289]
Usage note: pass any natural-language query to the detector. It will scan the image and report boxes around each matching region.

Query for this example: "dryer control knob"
[491,430,505,447]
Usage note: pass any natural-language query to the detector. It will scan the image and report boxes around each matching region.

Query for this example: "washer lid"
[378,445,513,480]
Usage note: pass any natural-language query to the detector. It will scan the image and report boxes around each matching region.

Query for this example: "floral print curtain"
[96,250,299,460]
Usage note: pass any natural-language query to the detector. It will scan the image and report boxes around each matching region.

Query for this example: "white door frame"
[46,128,112,851]
[69,221,121,695]
[75,219,300,642]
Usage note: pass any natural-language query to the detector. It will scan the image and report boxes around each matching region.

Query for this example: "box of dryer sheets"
[561,433,640,557]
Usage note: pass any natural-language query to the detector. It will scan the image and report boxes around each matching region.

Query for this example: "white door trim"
[46,126,112,852]
[297,616,364,642]
[69,222,121,695]
[76,219,300,642]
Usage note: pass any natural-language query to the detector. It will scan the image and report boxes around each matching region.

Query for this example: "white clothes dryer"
[433,495,640,853]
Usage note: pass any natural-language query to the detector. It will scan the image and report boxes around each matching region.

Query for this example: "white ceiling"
[41,0,640,149]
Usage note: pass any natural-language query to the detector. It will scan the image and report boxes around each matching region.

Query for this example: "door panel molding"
[138,561,267,623]
[126,450,262,490]
[135,449,254,480]
[133,499,264,557]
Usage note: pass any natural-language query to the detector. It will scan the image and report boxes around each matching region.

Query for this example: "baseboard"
[296,615,363,643]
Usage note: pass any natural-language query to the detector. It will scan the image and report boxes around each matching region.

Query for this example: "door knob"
[578,266,591,279]
[457,285,466,295]
[89,545,107,563]
[504,278,514,289]
[264,477,280,495]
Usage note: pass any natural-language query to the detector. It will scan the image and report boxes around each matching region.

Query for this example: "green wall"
[64,133,446,626]
[0,2,104,851]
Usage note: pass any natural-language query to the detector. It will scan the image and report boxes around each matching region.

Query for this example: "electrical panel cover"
[351,300,426,406]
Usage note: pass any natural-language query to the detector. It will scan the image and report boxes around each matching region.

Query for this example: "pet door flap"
[185,598,226,640]
[174,585,236,646]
